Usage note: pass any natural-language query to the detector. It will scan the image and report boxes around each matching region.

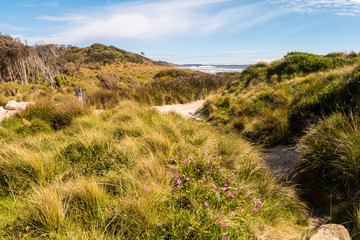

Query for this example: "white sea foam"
[178,65,247,74]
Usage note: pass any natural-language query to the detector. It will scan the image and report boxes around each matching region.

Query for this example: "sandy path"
[152,100,206,120]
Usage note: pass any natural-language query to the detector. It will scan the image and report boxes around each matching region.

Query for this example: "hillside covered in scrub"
[0,34,232,106]
[1,32,360,239]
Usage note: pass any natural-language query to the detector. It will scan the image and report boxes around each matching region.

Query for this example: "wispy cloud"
[28,0,282,44]
[37,14,89,22]
[0,23,28,31]
[272,0,360,16]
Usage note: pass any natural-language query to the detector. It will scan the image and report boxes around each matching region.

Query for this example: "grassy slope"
[0,101,307,239]
[202,52,360,147]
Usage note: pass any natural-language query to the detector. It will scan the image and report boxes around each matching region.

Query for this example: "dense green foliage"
[203,53,360,147]
[235,52,360,87]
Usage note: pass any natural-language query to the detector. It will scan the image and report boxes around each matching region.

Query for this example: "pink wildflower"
[254,207,258,211]
[258,200,263,205]
[157,223,162,227]
[224,183,228,187]
[143,188,147,191]
[183,161,188,164]
[171,158,176,161]
[250,230,254,234]
[252,198,256,202]
[231,195,236,198]
[204,202,209,207]
[177,185,181,188]
[185,177,190,181]
[221,222,226,227]
[222,187,227,191]
[176,179,181,184]
[212,184,217,188]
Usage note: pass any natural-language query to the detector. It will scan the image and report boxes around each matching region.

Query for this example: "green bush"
[154,69,192,79]
[54,76,67,87]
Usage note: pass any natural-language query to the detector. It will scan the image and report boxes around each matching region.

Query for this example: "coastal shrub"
[85,89,121,109]
[98,74,120,90]
[154,69,193,79]
[54,76,67,87]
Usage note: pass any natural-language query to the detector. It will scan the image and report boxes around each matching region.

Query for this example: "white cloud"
[0,23,28,31]
[272,0,360,16]
[37,14,89,22]
[28,0,282,44]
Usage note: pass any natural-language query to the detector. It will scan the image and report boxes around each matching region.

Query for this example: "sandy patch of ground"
[152,100,206,120]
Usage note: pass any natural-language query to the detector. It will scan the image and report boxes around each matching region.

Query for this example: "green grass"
[0,100,308,239]
[295,110,360,238]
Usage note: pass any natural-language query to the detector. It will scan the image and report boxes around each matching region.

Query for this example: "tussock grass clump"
[296,111,360,203]
[295,111,360,237]
[25,188,65,236]
[0,146,56,196]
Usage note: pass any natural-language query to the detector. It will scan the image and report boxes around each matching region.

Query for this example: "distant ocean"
[177,64,249,74]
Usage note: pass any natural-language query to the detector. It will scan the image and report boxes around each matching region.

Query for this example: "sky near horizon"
[0,0,359,64]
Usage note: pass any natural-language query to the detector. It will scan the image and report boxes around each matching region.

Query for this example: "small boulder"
[5,100,20,110]
[4,101,34,111]
[310,224,351,240]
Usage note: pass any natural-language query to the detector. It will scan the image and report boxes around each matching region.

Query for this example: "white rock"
[5,100,20,110]
[4,101,34,111]
[310,224,351,240]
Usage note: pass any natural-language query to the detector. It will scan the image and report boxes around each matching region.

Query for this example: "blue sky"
[0,0,360,64]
